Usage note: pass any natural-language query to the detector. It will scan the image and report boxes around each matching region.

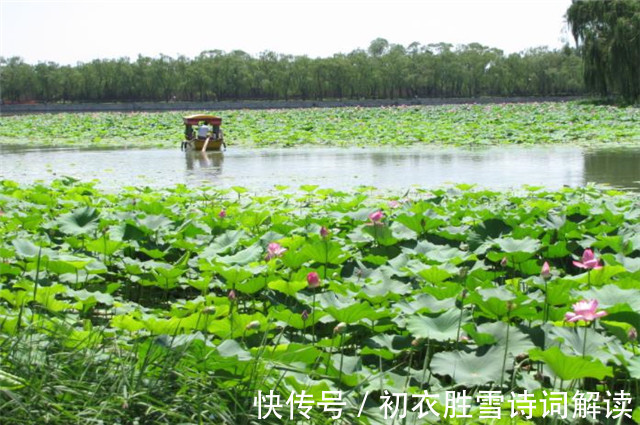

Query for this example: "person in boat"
[185,125,195,141]
[197,122,211,140]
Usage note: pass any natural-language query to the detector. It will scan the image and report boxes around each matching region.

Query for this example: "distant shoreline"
[0,96,582,115]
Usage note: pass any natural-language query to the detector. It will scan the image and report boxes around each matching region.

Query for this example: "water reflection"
[0,145,638,191]
[184,151,224,174]
[583,149,640,191]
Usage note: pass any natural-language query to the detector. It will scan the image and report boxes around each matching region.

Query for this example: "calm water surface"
[1,145,639,191]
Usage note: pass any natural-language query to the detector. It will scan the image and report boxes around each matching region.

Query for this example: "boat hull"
[184,138,225,151]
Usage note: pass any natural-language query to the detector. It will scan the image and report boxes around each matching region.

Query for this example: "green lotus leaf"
[573,284,640,311]
[328,354,363,385]
[217,244,262,265]
[360,279,410,301]
[570,265,627,286]
[56,207,100,235]
[85,238,125,256]
[138,214,172,231]
[234,276,267,294]
[493,237,540,254]
[361,225,398,246]
[67,289,114,306]
[406,308,470,342]
[602,311,640,333]
[217,339,252,361]
[268,279,307,297]
[470,322,535,356]
[258,343,323,365]
[529,347,613,380]
[139,247,168,259]
[301,240,347,264]
[411,241,469,264]
[395,293,456,315]
[430,347,506,386]
[361,334,409,360]
[272,309,326,329]
[12,239,52,259]
[0,263,21,276]
[325,302,382,324]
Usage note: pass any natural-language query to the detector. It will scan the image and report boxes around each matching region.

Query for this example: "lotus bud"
[307,271,320,288]
[388,200,401,209]
[541,261,551,279]
[411,338,423,347]
[368,210,384,224]
[218,209,227,218]
[202,306,216,315]
[301,309,309,321]
[333,322,347,334]
[501,257,508,267]
[245,320,261,331]
[628,327,638,341]
[459,335,470,343]
[320,226,329,238]
[459,267,469,279]
[228,289,236,301]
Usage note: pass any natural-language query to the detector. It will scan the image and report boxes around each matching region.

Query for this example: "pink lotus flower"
[541,261,551,279]
[320,226,329,238]
[628,327,638,341]
[228,289,236,301]
[388,200,401,209]
[565,299,607,323]
[307,271,320,288]
[500,257,508,267]
[218,210,227,218]
[266,242,287,260]
[573,249,602,270]
[301,309,309,321]
[368,210,384,225]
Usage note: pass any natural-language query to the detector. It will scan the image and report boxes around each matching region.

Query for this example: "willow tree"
[567,0,640,102]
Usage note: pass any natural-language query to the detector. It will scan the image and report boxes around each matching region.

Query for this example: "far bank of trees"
[0,40,584,103]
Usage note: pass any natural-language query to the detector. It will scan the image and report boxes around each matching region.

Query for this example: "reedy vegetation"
[0,180,639,424]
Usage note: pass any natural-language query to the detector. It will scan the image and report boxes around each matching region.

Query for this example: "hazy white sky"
[1,0,573,65]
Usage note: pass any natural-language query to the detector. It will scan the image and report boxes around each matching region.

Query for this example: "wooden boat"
[181,114,226,151]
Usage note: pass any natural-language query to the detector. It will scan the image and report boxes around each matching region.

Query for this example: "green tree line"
[0,40,584,103]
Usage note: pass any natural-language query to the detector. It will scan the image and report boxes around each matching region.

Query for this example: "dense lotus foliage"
[1,102,638,148]
[0,180,639,424]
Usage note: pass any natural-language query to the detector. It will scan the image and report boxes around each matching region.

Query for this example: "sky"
[1,0,574,65]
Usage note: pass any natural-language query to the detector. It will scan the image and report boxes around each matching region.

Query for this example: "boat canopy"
[183,114,222,126]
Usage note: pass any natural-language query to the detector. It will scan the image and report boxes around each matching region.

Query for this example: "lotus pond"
[1,102,639,148]
[1,180,639,424]
[2,145,640,192]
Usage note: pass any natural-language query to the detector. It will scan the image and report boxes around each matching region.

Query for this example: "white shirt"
[198,125,210,138]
